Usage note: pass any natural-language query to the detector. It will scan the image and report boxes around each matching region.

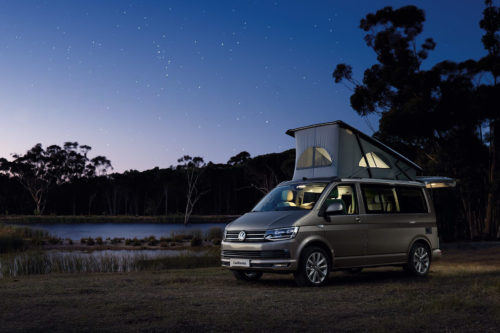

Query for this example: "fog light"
[273,263,289,268]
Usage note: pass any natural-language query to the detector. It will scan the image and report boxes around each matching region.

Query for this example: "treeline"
[0,147,294,218]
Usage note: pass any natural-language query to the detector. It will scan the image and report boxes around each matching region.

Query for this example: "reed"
[0,249,219,278]
[0,224,50,253]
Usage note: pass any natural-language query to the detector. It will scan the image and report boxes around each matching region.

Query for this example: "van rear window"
[397,187,428,213]
[361,184,428,214]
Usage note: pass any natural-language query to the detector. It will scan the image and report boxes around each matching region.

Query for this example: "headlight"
[264,227,299,241]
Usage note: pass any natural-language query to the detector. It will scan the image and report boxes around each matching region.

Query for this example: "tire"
[231,270,263,281]
[405,242,431,276]
[294,246,331,286]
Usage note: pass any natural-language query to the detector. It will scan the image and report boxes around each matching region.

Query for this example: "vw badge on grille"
[238,231,246,241]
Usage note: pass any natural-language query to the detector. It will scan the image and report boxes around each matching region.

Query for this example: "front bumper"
[221,239,298,272]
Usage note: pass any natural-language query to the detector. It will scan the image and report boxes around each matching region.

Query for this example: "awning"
[416,176,456,188]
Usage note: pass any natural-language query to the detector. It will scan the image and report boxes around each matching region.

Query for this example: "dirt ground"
[1,245,499,332]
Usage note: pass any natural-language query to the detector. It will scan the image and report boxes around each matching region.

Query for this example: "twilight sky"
[0,0,492,172]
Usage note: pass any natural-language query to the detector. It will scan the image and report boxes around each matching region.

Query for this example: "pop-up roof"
[286,120,422,181]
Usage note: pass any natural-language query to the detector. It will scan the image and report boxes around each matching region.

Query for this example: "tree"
[477,0,500,237]
[227,151,251,165]
[0,143,112,215]
[177,155,208,224]
[0,144,53,214]
[332,4,498,239]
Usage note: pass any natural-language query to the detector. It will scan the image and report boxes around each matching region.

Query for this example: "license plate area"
[229,258,250,267]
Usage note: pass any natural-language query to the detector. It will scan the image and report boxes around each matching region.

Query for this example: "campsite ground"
[0,244,499,332]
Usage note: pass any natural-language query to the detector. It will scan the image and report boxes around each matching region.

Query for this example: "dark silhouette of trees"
[477,0,500,237]
[333,1,500,239]
[0,143,112,215]
[227,151,251,165]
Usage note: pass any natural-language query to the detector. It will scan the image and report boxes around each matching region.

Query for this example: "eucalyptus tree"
[332,3,499,238]
[0,142,112,215]
[177,155,208,224]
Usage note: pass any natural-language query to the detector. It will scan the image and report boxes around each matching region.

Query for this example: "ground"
[0,245,499,332]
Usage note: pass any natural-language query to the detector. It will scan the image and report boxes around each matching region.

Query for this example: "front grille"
[221,250,290,259]
[225,230,266,242]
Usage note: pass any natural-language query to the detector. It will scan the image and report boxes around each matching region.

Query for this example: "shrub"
[160,241,169,248]
[95,237,103,245]
[80,238,87,244]
[146,236,158,246]
[111,237,122,244]
[160,236,172,243]
[173,234,185,243]
[48,236,61,245]
[86,237,95,246]
[206,227,223,241]
[211,238,221,246]
[190,237,202,247]
[0,234,25,253]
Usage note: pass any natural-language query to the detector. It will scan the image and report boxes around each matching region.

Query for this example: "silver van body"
[221,177,441,286]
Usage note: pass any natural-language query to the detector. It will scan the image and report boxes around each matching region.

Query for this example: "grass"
[0,224,50,253]
[0,246,499,331]
[0,248,220,278]
[0,214,237,224]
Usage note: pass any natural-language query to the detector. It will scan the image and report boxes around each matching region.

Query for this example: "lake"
[18,223,228,240]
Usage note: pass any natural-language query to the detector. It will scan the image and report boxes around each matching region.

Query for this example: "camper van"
[221,121,448,286]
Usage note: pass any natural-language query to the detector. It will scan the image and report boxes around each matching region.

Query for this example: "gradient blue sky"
[0,0,492,172]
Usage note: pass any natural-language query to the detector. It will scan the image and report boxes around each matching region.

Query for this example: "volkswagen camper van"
[221,121,445,286]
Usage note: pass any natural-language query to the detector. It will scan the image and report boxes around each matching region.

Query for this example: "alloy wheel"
[413,245,430,274]
[305,252,329,284]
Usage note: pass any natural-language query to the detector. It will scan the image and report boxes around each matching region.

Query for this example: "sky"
[0,0,493,172]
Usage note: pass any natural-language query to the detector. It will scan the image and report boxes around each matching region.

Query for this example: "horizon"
[0,0,491,172]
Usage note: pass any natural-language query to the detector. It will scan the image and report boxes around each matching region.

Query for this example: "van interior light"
[297,185,306,189]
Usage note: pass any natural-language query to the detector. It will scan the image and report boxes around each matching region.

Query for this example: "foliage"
[333,2,500,239]
[0,143,111,215]
[0,224,49,253]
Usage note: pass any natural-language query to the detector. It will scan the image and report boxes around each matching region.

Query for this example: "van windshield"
[252,183,328,212]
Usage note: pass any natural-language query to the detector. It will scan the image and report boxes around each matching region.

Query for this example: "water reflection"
[18,223,227,240]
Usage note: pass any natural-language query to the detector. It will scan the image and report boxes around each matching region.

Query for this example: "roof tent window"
[359,152,390,169]
[297,147,333,169]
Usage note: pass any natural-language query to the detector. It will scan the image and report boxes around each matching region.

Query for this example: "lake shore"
[0,214,240,225]
[1,245,499,332]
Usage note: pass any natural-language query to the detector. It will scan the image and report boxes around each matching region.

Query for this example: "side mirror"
[325,202,344,216]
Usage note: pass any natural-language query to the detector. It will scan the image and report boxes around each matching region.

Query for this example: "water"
[17,223,227,240]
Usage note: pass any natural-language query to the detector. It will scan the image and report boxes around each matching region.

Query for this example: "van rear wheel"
[294,246,330,286]
[231,270,263,281]
[405,243,431,276]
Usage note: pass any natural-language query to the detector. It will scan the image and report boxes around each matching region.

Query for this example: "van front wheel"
[294,246,330,286]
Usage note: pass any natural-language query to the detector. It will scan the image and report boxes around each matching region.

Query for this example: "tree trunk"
[485,120,498,238]
[164,184,168,216]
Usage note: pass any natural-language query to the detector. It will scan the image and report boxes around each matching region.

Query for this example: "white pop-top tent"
[286,120,422,181]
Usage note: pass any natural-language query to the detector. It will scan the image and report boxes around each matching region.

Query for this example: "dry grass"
[0,246,499,332]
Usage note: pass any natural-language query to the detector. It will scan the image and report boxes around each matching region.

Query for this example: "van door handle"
[409,221,416,224]
[317,224,324,228]
[355,217,361,222]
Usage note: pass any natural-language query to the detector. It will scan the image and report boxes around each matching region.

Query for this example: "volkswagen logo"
[238,231,246,241]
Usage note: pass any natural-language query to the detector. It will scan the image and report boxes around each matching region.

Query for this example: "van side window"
[397,186,428,213]
[361,185,400,213]
[322,185,358,215]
